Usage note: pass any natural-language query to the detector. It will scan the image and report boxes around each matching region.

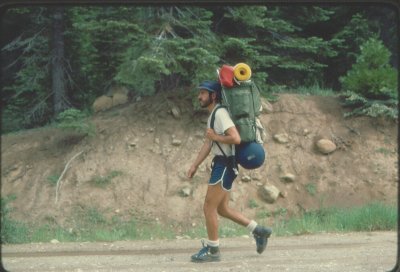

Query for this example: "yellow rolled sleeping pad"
[233,63,252,81]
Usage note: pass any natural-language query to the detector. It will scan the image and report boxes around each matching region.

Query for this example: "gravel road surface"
[2,231,397,272]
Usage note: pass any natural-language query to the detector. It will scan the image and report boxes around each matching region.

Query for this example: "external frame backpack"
[212,63,266,169]
[220,80,262,143]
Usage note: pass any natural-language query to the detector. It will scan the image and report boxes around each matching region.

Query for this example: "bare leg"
[203,184,228,241]
[217,191,251,227]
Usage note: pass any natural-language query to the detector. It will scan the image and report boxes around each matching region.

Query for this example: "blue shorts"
[209,156,238,191]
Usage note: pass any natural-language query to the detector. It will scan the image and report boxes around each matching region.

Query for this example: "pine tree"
[114,6,220,95]
[339,37,397,118]
[51,7,70,116]
[2,7,52,131]
[216,6,338,88]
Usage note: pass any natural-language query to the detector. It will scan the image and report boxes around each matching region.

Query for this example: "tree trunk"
[51,7,68,116]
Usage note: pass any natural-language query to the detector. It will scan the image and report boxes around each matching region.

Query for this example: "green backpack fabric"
[220,81,261,143]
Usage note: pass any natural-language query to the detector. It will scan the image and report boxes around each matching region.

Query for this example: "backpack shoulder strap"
[209,105,229,158]
[210,105,226,130]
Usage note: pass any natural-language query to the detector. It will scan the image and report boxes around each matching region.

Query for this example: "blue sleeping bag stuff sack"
[236,141,265,169]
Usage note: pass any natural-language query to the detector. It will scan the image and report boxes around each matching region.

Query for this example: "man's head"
[197,80,222,108]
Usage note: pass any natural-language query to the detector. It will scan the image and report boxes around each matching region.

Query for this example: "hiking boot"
[252,225,272,254]
[191,240,221,263]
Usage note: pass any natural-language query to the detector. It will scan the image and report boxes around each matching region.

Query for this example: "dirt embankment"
[1,93,397,227]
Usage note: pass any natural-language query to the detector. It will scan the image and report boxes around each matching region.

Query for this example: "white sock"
[206,239,220,247]
[246,220,258,233]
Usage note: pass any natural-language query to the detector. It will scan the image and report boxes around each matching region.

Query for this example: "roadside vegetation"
[1,195,396,244]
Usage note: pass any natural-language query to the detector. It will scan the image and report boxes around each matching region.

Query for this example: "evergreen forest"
[1,4,398,133]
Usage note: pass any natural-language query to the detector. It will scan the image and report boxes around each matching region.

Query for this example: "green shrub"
[339,38,398,118]
[339,91,398,119]
[56,108,96,136]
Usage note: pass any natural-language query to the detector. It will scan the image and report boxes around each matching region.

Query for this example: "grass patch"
[89,170,123,188]
[219,220,250,238]
[269,83,335,97]
[248,199,259,209]
[375,147,392,156]
[256,209,270,219]
[272,202,397,236]
[30,224,76,243]
[270,207,288,218]
[183,220,249,239]
[47,174,60,186]
[1,201,396,244]
[295,84,335,96]
[305,183,317,196]
[1,195,30,243]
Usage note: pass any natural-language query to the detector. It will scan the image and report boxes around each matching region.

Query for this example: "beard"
[199,95,212,108]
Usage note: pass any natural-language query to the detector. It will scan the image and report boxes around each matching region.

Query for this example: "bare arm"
[206,126,241,145]
[187,139,212,178]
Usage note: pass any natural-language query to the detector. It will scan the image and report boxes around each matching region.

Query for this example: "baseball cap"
[197,80,222,93]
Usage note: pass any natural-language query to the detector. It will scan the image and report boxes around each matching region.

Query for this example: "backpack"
[217,63,265,143]
[220,80,262,143]
[211,65,267,169]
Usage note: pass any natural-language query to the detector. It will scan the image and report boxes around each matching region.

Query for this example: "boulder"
[171,106,181,119]
[250,172,262,181]
[172,139,182,146]
[241,175,252,182]
[259,184,280,204]
[280,173,296,183]
[93,95,113,112]
[316,139,337,154]
[273,133,289,144]
[93,86,129,113]
[180,187,191,197]
[303,129,311,136]
[112,92,129,106]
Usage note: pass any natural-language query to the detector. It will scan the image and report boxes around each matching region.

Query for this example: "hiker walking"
[187,80,272,263]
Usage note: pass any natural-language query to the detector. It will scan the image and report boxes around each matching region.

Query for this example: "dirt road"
[1,231,397,272]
